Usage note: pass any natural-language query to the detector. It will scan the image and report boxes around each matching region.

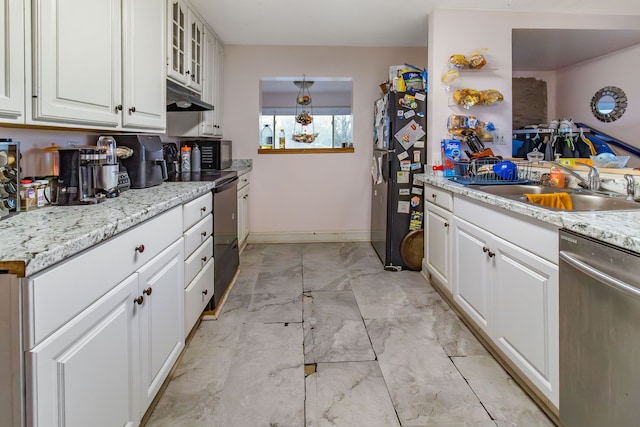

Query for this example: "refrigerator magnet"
[397,151,409,161]
[400,160,411,171]
[414,140,425,148]
[397,110,404,119]
[410,196,420,207]
[398,201,410,214]
[410,162,422,171]
[414,92,426,101]
[404,110,416,119]
[409,211,424,230]
[399,188,411,196]
[413,150,421,162]
[411,186,423,195]
[397,171,410,183]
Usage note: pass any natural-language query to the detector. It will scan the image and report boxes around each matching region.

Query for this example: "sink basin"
[472,184,640,211]
[474,184,562,196]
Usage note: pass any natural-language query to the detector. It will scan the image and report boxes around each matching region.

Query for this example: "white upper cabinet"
[167,0,203,93]
[31,0,123,127]
[122,0,167,130]
[200,25,224,136]
[213,36,224,136]
[30,0,166,131]
[0,0,25,124]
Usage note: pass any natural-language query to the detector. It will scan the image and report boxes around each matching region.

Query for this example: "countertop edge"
[415,173,640,253]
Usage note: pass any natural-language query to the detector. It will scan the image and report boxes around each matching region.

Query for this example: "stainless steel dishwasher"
[559,229,640,427]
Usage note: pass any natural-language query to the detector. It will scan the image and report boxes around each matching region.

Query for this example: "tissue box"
[441,139,461,177]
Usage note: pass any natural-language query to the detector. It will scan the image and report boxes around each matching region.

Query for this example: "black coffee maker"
[57,148,105,205]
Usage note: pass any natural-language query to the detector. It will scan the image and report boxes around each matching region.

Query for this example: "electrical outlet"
[492,128,506,145]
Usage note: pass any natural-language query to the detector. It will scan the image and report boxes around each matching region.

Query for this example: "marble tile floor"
[147,242,554,427]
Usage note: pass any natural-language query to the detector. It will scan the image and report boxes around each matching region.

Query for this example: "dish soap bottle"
[278,129,286,149]
[549,158,565,189]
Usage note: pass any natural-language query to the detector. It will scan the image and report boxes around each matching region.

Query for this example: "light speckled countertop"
[0,159,253,278]
[415,173,640,254]
[0,182,216,277]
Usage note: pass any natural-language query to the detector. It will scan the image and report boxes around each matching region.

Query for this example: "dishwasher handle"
[560,250,640,300]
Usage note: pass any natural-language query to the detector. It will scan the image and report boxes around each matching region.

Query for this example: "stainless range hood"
[166,80,214,112]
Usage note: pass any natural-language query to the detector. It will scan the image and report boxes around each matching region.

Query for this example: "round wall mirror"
[591,86,627,122]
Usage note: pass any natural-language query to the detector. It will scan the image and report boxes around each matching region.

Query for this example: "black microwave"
[185,139,232,170]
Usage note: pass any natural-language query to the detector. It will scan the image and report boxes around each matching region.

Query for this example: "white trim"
[247,231,370,244]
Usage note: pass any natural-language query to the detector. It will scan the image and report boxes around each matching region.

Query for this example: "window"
[260,114,353,149]
[259,78,353,153]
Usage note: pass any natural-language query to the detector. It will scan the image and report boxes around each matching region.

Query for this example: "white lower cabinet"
[24,208,185,427]
[137,239,185,411]
[237,173,250,251]
[452,218,493,334]
[451,196,559,409]
[492,236,558,409]
[425,200,452,293]
[27,274,140,427]
[182,192,214,336]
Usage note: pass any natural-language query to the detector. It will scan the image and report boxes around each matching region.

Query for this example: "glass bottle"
[279,129,286,149]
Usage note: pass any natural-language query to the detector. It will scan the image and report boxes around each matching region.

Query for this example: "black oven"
[184,139,232,171]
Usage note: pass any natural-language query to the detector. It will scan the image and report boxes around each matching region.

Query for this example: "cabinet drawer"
[184,258,214,336]
[183,192,212,231]
[184,214,213,258]
[424,185,453,211]
[184,236,213,286]
[237,173,250,191]
[25,207,182,348]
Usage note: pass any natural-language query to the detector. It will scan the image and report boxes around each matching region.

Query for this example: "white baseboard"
[246,231,371,244]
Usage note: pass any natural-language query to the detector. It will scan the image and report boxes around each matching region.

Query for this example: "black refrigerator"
[371,91,426,270]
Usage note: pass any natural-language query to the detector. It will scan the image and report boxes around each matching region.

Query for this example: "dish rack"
[449,159,533,185]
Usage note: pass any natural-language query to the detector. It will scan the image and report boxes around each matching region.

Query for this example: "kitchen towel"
[524,192,573,210]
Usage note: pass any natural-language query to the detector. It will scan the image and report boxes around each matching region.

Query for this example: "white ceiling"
[189,0,640,70]
[513,29,640,71]
[190,0,640,47]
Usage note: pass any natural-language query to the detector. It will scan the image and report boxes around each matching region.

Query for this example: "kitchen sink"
[472,184,640,211]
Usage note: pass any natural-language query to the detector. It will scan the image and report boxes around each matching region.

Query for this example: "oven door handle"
[560,250,640,300]
[213,176,239,193]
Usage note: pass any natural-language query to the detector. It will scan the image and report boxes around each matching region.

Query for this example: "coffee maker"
[95,136,120,198]
[57,147,106,205]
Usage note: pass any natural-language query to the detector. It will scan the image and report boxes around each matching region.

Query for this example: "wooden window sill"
[258,147,354,154]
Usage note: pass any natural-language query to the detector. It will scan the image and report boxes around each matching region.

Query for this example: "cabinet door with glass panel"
[167,0,203,93]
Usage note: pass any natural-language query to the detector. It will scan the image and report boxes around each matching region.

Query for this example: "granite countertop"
[415,173,640,254]
[0,159,253,278]
[225,159,252,176]
[0,182,217,278]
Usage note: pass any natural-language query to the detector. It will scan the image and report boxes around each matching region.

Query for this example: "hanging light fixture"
[292,76,318,143]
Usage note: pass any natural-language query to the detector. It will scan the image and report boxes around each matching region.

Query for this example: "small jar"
[35,180,49,207]
[19,180,37,211]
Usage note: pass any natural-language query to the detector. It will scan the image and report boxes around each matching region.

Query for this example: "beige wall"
[224,45,427,240]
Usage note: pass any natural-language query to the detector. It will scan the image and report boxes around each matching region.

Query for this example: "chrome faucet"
[540,161,600,190]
